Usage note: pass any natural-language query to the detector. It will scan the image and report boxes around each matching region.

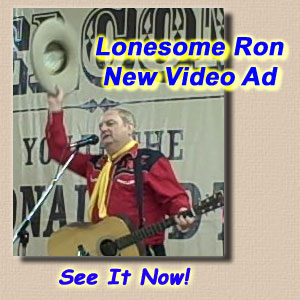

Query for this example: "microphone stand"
[13,148,79,255]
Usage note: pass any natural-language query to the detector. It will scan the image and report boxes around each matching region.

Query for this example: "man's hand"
[47,86,63,112]
[174,207,195,232]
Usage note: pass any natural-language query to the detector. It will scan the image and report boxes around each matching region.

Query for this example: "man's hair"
[108,108,136,129]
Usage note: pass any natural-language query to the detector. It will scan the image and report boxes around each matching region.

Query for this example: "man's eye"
[107,121,114,126]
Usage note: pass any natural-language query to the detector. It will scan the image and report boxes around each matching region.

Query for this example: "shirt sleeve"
[45,110,94,177]
[147,156,190,215]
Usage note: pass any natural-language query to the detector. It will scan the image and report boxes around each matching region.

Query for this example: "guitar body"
[48,216,144,256]
[47,192,223,256]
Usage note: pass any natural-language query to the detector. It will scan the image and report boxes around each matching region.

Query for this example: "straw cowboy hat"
[31,18,79,94]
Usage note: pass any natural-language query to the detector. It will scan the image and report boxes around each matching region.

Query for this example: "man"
[46,87,194,256]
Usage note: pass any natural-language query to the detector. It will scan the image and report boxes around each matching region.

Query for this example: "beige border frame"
[4,2,300,299]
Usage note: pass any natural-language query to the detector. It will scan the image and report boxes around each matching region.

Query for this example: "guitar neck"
[116,215,178,251]
[116,194,223,251]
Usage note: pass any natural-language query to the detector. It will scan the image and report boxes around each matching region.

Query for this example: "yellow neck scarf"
[88,140,138,220]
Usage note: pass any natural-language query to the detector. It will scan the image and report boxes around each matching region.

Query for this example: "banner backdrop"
[13,8,224,256]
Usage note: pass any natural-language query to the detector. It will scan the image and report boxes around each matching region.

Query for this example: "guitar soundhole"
[99,239,118,256]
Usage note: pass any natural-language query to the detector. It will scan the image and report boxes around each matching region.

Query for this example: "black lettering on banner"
[43,185,67,237]
[22,135,76,166]
[13,55,28,96]
[81,8,137,87]
[13,16,30,51]
[13,9,224,94]
[167,130,183,160]
[13,190,17,229]
[14,182,203,240]
[137,8,196,73]
[152,8,196,41]
[201,8,224,41]
[39,137,51,165]
[23,137,38,166]
[13,16,30,95]
[31,11,63,27]
[75,185,87,222]
[145,130,164,151]
[20,185,45,237]
[134,129,184,160]
[21,131,184,165]
[168,182,201,239]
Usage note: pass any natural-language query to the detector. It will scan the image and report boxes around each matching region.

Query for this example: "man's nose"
[100,123,107,132]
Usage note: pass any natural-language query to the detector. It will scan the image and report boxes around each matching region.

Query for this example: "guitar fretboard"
[115,195,223,251]
[116,217,176,250]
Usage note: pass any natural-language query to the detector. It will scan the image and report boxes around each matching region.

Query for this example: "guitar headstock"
[195,191,224,216]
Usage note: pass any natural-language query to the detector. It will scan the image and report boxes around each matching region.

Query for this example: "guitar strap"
[134,149,144,229]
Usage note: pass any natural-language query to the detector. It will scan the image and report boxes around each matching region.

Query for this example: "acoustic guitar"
[48,192,224,256]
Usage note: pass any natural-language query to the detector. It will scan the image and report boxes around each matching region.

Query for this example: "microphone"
[69,134,99,148]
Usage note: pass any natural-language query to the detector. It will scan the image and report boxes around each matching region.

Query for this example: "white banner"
[13,8,224,256]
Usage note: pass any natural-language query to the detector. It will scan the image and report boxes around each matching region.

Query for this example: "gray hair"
[108,108,136,129]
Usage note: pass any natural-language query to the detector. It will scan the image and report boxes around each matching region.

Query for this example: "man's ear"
[127,123,134,136]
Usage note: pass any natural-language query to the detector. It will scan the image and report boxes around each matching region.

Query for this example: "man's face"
[99,110,133,149]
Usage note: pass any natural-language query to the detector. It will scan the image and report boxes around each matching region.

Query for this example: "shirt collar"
[104,143,139,164]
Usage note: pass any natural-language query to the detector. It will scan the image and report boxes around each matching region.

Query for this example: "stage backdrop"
[13,8,224,256]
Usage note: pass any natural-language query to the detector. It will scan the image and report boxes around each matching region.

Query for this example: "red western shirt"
[46,111,190,246]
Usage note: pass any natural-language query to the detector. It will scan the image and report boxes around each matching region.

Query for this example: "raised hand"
[47,86,64,112]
